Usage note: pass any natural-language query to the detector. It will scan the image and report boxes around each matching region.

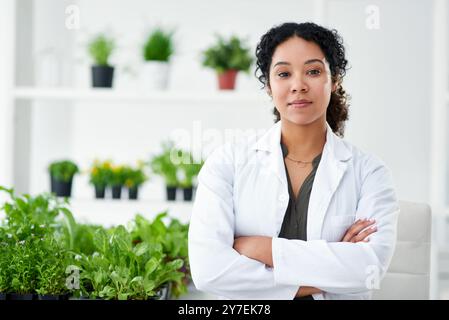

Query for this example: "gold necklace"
[285,155,313,168]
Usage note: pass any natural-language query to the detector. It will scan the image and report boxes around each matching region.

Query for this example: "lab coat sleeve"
[188,143,299,299]
[272,156,400,295]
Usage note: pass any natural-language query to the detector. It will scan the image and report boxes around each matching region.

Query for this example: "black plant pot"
[94,184,106,199]
[37,294,59,300]
[0,292,7,300]
[111,185,122,199]
[9,293,35,300]
[158,283,171,300]
[128,186,139,200]
[91,65,114,88]
[166,186,177,201]
[50,175,73,197]
[182,187,193,201]
[37,293,70,301]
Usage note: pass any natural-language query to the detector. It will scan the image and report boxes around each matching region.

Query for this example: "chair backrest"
[372,201,431,299]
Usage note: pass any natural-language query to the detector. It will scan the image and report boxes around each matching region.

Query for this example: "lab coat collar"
[253,120,352,163]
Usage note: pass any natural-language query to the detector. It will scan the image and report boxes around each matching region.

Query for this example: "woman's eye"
[307,69,321,76]
[277,72,290,78]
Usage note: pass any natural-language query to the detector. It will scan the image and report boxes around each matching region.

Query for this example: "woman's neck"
[280,118,327,161]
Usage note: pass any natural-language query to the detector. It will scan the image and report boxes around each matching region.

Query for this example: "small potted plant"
[123,163,148,200]
[88,34,115,88]
[0,229,10,300]
[142,28,175,90]
[149,141,179,201]
[178,152,204,201]
[0,187,74,301]
[110,165,126,199]
[201,34,253,90]
[72,226,184,300]
[35,240,71,300]
[48,160,79,197]
[88,160,113,199]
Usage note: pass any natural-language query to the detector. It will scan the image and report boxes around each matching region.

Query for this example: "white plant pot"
[142,61,170,90]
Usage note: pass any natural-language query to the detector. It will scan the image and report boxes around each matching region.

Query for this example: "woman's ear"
[332,78,339,92]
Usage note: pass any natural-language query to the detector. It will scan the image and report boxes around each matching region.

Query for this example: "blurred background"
[0,0,447,299]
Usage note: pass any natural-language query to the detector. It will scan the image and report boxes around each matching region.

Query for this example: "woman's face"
[267,36,336,126]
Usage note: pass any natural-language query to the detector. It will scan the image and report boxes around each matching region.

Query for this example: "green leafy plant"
[178,152,204,188]
[110,165,127,187]
[48,160,79,182]
[0,230,11,294]
[202,34,253,74]
[74,226,184,300]
[35,238,71,296]
[88,160,113,188]
[0,186,75,296]
[149,141,179,187]
[88,34,115,66]
[143,28,175,62]
[130,212,190,297]
[123,164,148,189]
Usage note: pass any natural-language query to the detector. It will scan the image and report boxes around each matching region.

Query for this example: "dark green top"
[278,143,322,240]
[278,142,322,300]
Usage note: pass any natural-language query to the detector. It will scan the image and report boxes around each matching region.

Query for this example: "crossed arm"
[233,218,377,297]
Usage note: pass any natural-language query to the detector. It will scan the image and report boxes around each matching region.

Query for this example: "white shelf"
[13,86,269,104]
[68,198,194,227]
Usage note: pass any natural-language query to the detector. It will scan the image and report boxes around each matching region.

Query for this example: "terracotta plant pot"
[217,69,238,90]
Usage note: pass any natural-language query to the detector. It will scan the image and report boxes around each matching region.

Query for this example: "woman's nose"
[291,75,308,93]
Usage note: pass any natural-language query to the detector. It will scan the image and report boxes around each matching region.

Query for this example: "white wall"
[326,0,432,204]
[23,0,435,205]
[0,0,15,201]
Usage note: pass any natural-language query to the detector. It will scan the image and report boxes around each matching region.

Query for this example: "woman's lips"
[289,102,312,108]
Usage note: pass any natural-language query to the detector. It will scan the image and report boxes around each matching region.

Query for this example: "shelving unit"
[13,86,269,104]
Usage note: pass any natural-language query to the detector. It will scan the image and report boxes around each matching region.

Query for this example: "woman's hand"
[340,218,377,242]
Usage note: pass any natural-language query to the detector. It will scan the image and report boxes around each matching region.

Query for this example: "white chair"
[373,201,432,299]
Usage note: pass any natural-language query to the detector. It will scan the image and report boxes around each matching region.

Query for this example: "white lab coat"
[188,120,399,300]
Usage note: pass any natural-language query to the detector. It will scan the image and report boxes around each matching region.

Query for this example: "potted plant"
[0,228,10,300]
[88,160,113,199]
[48,160,79,197]
[88,34,115,88]
[178,152,204,201]
[0,186,75,300]
[201,34,253,90]
[130,213,190,298]
[35,239,71,300]
[123,163,148,200]
[149,141,179,201]
[142,28,175,90]
[110,165,126,199]
[73,226,184,300]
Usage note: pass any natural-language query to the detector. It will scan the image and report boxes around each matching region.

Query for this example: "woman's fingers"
[351,225,377,243]
[341,218,376,242]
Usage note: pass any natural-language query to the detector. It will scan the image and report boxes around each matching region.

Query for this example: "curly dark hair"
[255,22,350,137]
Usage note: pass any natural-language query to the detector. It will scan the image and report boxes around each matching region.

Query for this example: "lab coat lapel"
[307,124,352,240]
[253,121,288,188]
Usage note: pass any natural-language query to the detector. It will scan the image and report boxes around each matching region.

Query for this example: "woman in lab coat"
[188,22,399,300]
